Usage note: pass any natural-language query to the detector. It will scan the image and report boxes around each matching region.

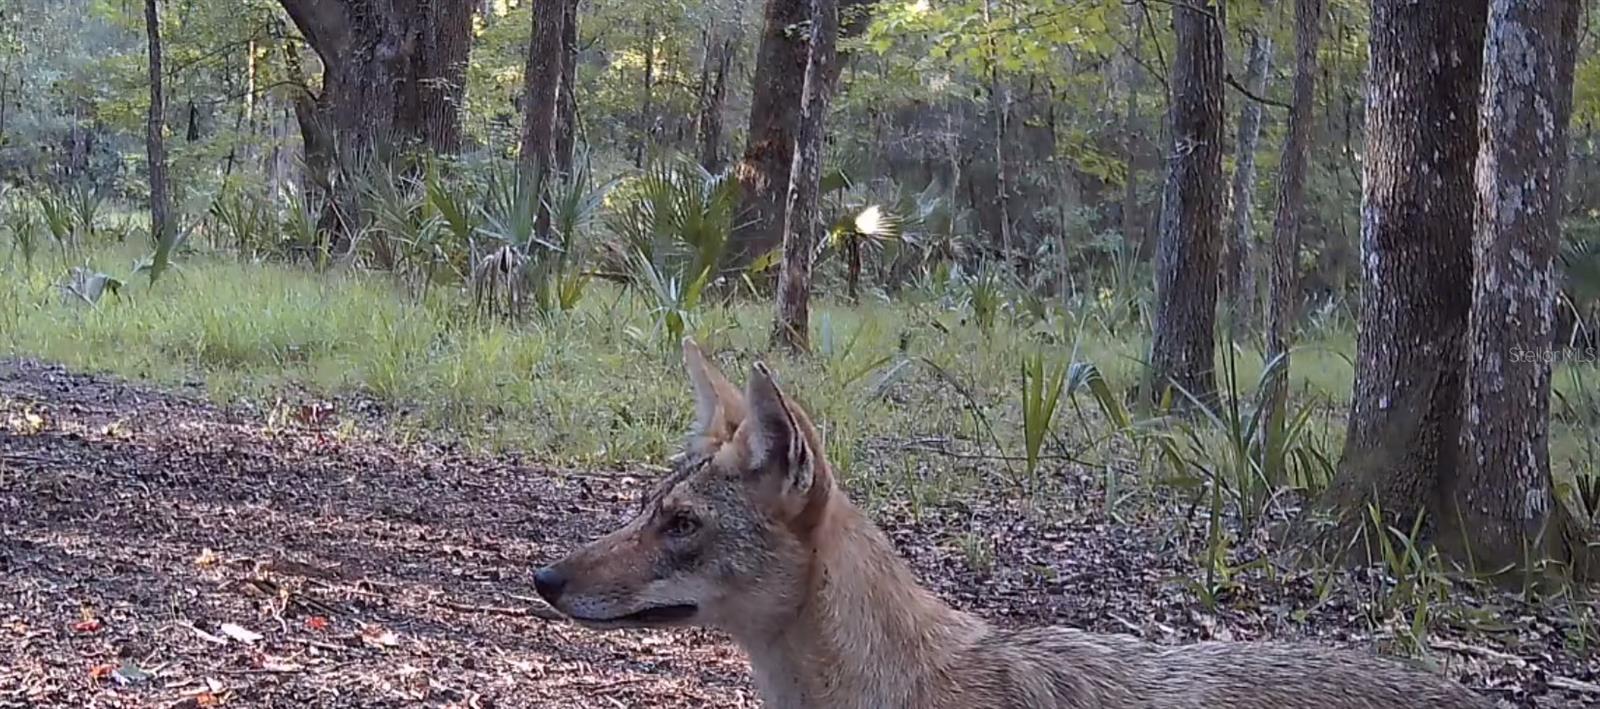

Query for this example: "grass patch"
[3,244,1596,498]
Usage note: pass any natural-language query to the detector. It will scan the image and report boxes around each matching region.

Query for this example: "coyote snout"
[535,340,823,639]
[535,339,1495,709]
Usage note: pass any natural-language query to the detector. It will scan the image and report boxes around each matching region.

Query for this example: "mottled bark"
[635,24,656,167]
[520,0,566,172]
[143,0,170,244]
[982,0,1012,261]
[1313,0,1487,547]
[772,0,839,352]
[278,0,472,154]
[733,0,810,266]
[695,29,736,171]
[1223,25,1273,329]
[733,0,875,267]
[1452,0,1590,577]
[1148,1,1224,404]
[276,0,475,241]
[555,0,579,174]
[1260,0,1323,442]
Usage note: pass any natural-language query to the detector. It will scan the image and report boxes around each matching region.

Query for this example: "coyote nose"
[533,566,567,602]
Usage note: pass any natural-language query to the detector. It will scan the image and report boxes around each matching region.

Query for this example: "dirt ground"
[2,359,1597,708]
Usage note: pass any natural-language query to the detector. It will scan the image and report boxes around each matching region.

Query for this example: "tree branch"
[1225,73,1291,109]
[275,0,351,61]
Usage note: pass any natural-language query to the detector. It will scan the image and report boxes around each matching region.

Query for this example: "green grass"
[1,243,1594,499]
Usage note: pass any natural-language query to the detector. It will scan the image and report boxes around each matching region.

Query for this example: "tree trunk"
[1223,24,1273,330]
[1452,0,1591,578]
[555,0,579,174]
[982,0,1012,263]
[636,23,656,167]
[277,0,475,241]
[733,0,876,268]
[1260,0,1323,455]
[1118,2,1145,251]
[695,29,735,171]
[144,0,170,244]
[772,0,839,353]
[1312,0,1487,549]
[1148,0,1224,405]
[520,0,566,173]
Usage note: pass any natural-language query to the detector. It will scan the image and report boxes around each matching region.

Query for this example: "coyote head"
[533,338,833,637]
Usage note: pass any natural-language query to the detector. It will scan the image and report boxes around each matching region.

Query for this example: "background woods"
[3,0,1600,705]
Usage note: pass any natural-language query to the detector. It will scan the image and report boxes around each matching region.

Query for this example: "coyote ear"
[741,362,814,495]
[683,337,745,441]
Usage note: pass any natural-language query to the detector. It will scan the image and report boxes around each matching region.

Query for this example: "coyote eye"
[663,511,701,538]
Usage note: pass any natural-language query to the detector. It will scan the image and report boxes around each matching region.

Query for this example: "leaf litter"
[0,358,1594,707]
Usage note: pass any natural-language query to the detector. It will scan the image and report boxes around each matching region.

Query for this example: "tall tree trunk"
[276,0,475,242]
[1148,1,1224,404]
[1311,0,1487,549]
[772,0,838,352]
[520,0,565,173]
[695,29,735,171]
[555,0,579,174]
[734,0,876,268]
[1260,0,1323,454]
[635,23,656,167]
[143,0,170,244]
[0,71,10,147]
[732,0,811,266]
[1118,2,1145,252]
[1223,23,1273,330]
[982,0,1012,262]
[1452,0,1591,578]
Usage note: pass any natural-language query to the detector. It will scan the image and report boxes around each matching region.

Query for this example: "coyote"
[533,340,1495,709]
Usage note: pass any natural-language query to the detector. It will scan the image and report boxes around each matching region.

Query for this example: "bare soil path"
[1,360,1595,707]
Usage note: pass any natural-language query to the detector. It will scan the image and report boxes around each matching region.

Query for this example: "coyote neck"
[739,499,983,708]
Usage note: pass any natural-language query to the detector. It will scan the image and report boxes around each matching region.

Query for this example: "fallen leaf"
[194,548,219,567]
[306,616,330,632]
[257,658,304,672]
[218,623,263,644]
[88,664,116,681]
[112,659,152,685]
[360,624,400,648]
[72,619,102,634]
[195,691,220,706]
[181,622,228,645]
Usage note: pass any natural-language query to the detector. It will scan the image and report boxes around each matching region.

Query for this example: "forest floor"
[2,358,1598,708]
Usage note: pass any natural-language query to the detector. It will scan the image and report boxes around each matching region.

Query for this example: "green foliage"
[2,190,39,266]
[210,184,271,257]
[1019,351,1066,484]
[605,157,738,284]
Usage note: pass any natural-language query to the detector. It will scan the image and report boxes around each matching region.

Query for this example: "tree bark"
[635,22,656,167]
[555,0,579,174]
[144,0,170,244]
[1452,0,1590,578]
[695,29,736,172]
[520,0,566,173]
[982,0,1012,263]
[772,0,839,353]
[1260,0,1323,446]
[733,0,875,268]
[276,0,475,241]
[1148,1,1225,404]
[1223,23,1273,330]
[1312,0,1487,549]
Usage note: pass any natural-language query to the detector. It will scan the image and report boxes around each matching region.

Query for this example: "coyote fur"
[534,339,1494,709]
